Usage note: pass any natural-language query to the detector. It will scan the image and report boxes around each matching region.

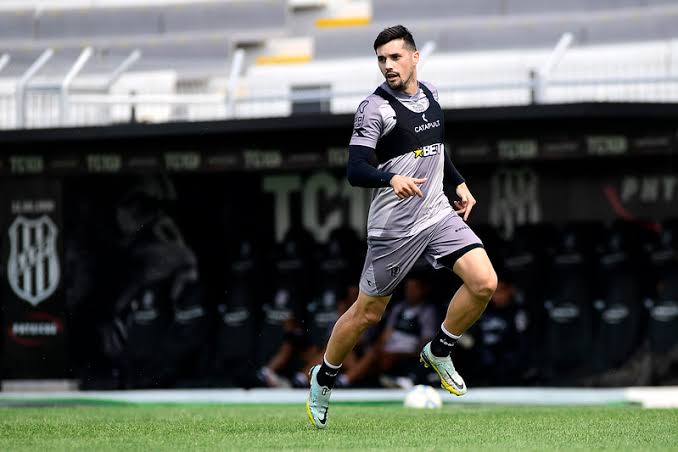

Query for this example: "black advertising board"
[0,102,675,176]
[0,102,675,244]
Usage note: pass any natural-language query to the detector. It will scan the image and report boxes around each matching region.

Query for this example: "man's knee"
[361,304,384,326]
[351,296,387,328]
[454,248,498,301]
[468,269,497,301]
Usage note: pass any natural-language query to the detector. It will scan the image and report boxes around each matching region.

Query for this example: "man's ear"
[412,50,420,65]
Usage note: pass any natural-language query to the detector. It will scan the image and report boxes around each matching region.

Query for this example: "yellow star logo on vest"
[413,149,424,158]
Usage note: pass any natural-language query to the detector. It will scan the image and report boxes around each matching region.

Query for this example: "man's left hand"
[453,182,476,221]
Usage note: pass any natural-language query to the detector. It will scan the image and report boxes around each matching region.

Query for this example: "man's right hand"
[389,175,427,199]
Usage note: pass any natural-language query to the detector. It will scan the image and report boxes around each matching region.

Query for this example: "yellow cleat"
[419,342,467,396]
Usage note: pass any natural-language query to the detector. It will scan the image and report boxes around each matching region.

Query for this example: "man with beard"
[307,25,497,428]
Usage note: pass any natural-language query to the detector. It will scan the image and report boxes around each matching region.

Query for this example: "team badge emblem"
[7,215,60,306]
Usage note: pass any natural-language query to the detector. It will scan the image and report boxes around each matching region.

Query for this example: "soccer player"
[307,25,498,429]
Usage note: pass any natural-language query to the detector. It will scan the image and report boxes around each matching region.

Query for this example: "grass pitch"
[0,403,676,451]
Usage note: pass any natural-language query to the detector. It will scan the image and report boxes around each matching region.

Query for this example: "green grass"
[0,404,677,451]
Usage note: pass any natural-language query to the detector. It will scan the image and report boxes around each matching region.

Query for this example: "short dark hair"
[373,25,417,52]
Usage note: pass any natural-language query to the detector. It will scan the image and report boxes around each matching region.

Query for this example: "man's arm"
[443,148,477,221]
[346,145,395,187]
[443,150,465,187]
[348,96,428,198]
[347,145,428,198]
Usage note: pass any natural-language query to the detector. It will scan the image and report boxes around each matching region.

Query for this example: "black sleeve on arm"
[443,149,465,187]
[347,145,396,188]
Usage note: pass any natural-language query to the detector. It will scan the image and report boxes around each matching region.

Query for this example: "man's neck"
[402,77,419,96]
[387,78,419,97]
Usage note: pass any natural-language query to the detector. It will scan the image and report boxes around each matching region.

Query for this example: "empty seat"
[163,0,286,35]
[0,35,233,78]
[213,238,260,385]
[314,26,381,60]
[120,37,232,73]
[255,227,315,366]
[541,224,601,380]
[372,0,504,23]
[582,9,678,44]
[646,219,678,357]
[0,9,34,40]
[505,0,642,15]
[305,228,361,348]
[646,273,678,355]
[0,48,46,77]
[437,19,584,52]
[502,224,556,373]
[343,5,678,58]
[35,6,163,39]
[314,24,441,60]
[306,287,339,349]
[592,222,646,373]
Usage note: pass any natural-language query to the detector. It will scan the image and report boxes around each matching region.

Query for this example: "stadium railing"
[5,66,678,129]
[2,8,678,129]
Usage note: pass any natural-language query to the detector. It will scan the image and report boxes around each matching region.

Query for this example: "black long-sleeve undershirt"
[346,144,465,188]
[443,148,466,187]
[346,145,395,187]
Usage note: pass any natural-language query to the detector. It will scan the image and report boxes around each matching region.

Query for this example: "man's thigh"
[452,246,496,285]
[424,213,484,271]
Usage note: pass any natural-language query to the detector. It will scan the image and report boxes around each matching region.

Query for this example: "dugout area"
[0,102,676,390]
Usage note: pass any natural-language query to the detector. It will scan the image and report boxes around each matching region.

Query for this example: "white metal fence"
[2,36,678,130]
[4,77,678,130]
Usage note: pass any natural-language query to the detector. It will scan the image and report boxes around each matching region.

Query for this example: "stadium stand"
[2,0,678,128]
[373,0,678,19]
[372,0,503,21]
[163,0,287,37]
[0,8,34,40]
[34,5,164,39]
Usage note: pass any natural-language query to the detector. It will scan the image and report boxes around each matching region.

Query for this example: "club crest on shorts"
[388,264,400,278]
[7,215,60,306]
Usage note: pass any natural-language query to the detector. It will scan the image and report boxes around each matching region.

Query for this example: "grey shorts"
[359,213,483,297]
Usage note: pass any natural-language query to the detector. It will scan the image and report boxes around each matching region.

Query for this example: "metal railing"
[2,35,678,130]
[6,75,678,130]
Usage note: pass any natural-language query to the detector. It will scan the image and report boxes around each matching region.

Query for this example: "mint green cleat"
[306,365,332,429]
[419,342,467,396]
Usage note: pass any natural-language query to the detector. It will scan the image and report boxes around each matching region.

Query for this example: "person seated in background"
[257,284,368,388]
[256,316,312,388]
[336,274,439,388]
[257,225,368,388]
[466,275,529,386]
[253,226,315,387]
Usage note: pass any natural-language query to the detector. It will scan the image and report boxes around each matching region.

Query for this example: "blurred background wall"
[0,0,676,390]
